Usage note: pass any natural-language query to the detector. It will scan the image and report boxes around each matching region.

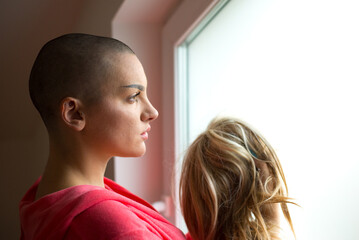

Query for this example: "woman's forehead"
[102,52,148,92]
[110,53,147,85]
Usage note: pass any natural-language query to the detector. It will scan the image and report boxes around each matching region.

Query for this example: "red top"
[19,177,186,240]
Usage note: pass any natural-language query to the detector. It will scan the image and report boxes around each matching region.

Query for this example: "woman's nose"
[141,100,159,122]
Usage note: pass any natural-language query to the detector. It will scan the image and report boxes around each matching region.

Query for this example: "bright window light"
[176,0,359,239]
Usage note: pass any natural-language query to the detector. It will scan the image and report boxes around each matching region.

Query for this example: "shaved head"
[29,33,134,126]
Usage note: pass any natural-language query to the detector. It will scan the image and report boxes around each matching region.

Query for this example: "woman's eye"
[128,92,141,103]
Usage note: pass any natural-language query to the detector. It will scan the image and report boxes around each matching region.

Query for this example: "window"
[174,0,359,239]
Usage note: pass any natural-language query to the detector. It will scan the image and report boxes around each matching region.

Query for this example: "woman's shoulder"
[67,197,186,240]
[66,200,156,239]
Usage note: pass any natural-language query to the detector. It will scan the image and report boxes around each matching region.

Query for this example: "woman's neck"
[35,141,109,200]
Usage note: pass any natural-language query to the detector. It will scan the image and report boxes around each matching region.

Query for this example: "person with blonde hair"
[180,117,296,240]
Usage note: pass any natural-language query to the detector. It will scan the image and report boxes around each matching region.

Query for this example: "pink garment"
[19,177,186,240]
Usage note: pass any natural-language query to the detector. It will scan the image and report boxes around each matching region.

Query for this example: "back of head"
[180,117,295,240]
[29,33,134,128]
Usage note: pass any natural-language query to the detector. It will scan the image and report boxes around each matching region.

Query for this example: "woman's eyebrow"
[121,84,145,91]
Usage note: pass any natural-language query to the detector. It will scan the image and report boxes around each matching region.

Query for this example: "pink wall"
[111,0,181,209]
[112,23,164,203]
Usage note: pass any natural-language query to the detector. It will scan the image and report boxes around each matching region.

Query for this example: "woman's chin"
[115,147,146,158]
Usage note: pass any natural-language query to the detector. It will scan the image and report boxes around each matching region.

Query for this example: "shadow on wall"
[0,0,124,238]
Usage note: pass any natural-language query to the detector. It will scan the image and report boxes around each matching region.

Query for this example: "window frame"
[161,0,229,228]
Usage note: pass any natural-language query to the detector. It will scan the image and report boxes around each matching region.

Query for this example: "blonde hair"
[179,117,296,240]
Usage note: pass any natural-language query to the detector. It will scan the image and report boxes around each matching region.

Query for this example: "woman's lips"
[141,132,148,140]
[141,126,151,140]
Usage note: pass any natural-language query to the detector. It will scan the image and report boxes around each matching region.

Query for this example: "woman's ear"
[60,97,85,131]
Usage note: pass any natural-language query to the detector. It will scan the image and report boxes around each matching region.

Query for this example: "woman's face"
[83,52,158,158]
